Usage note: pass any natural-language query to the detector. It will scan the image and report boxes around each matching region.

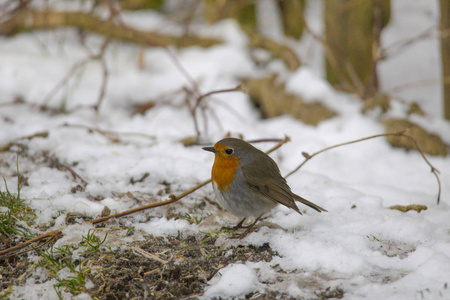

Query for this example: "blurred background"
[0,0,448,154]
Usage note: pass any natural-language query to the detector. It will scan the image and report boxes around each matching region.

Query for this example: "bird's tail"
[293,194,327,213]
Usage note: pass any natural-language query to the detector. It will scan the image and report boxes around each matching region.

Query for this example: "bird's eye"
[225,148,233,155]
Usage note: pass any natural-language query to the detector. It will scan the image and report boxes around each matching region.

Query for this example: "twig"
[284,130,441,204]
[165,47,201,96]
[379,26,435,60]
[93,40,110,112]
[246,138,284,144]
[40,38,110,111]
[197,84,245,102]
[18,131,49,141]
[192,84,245,137]
[44,153,88,187]
[379,27,450,60]
[264,135,291,153]
[133,246,168,264]
[0,131,49,152]
[90,181,210,225]
[0,0,29,21]
[41,57,89,108]
[161,40,245,138]
[161,48,204,136]
[0,229,61,258]
[62,123,156,143]
[6,232,58,258]
[298,4,355,94]
[385,76,450,93]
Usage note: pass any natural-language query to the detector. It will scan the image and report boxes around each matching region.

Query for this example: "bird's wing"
[242,165,302,214]
[242,162,327,213]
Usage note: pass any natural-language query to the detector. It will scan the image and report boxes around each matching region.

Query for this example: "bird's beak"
[202,146,217,153]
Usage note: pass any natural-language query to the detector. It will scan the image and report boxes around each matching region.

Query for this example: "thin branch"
[400,133,441,204]
[165,47,201,96]
[62,123,156,142]
[44,153,88,187]
[41,56,91,108]
[94,57,108,112]
[40,38,110,111]
[0,230,61,258]
[0,0,30,21]
[93,39,111,112]
[0,131,49,152]
[247,138,284,144]
[385,76,450,93]
[191,84,245,138]
[284,130,441,204]
[197,84,245,102]
[90,180,210,225]
[7,232,58,258]
[298,5,356,94]
[379,26,435,60]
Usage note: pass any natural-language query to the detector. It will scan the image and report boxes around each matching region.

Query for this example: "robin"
[203,138,326,237]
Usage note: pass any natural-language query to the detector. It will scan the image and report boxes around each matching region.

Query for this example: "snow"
[1,0,450,299]
[204,263,261,298]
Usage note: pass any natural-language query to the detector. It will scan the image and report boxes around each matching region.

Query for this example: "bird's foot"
[227,216,262,239]
[221,218,247,232]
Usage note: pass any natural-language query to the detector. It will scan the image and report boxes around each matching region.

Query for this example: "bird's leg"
[230,215,263,239]
[221,218,246,231]
[232,218,247,230]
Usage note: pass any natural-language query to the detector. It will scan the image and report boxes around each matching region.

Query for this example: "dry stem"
[0,131,49,152]
[0,230,61,257]
[284,130,441,204]
[40,38,110,112]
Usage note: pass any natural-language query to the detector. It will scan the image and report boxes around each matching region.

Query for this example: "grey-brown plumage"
[204,138,326,218]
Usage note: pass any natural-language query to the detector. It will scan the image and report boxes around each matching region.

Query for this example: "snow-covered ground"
[1,0,450,299]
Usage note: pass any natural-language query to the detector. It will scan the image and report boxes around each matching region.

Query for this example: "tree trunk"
[441,0,450,120]
[278,0,305,39]
[203,0,257,34]
[324,0,390,98]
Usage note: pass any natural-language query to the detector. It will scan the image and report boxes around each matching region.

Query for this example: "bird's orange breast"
[211,155,240,192]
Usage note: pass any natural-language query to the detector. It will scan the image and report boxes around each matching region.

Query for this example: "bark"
[203,0,257,34]
[440,0,450,120]
[278,0,305,39]
[324,0,390,97]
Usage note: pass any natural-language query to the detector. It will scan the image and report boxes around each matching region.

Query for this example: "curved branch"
[285,130,441,204]
[0,10,221,48]
[0,230,61,258]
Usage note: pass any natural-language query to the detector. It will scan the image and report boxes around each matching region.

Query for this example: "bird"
[203,138,326,237]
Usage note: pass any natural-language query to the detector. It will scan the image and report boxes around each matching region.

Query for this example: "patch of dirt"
[88,234,277,299]
[0,254,30,295]
[316,287,345,299]
[2,228,345,299]
[369,239,416,259]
